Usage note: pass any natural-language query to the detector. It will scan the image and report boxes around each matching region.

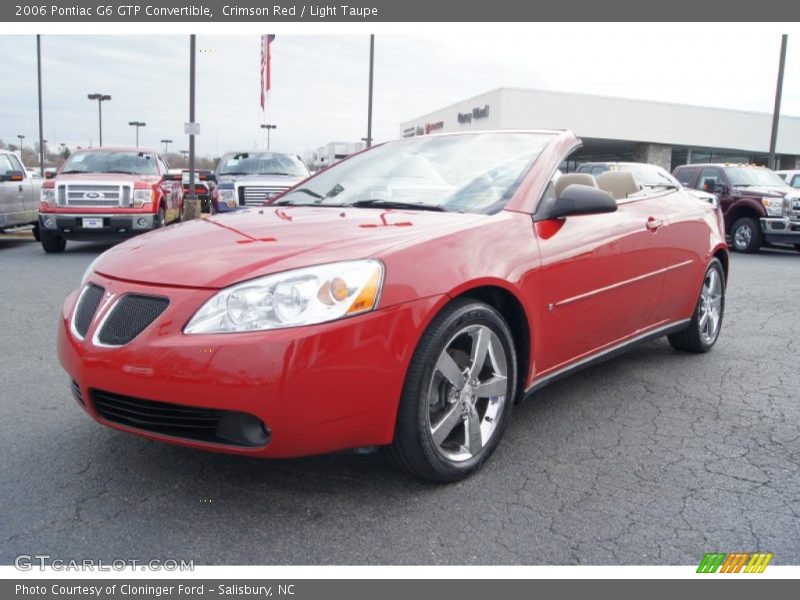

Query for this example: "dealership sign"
[458,105,490,125]
[424,121,444,134]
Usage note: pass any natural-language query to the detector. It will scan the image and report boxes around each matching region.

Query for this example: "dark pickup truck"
[673,163,800,253]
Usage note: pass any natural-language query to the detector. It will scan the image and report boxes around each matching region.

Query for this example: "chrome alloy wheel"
[698,267,723,344]
[427,324,508,462]
[733,223,752,250]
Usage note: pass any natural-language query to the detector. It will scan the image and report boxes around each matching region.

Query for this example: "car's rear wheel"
[388,299,517,482]
[668,258,725,353]
[40,231,66,253]
[730,217,762,253]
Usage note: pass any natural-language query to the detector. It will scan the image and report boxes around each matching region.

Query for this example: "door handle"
[646,217,663,231]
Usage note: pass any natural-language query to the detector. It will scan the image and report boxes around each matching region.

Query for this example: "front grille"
[73,283,105,338]
[70,380,85,406]
[64,184,129,207]
[91,390,270,447]
[241,185,290,206]
[97,294,169,346]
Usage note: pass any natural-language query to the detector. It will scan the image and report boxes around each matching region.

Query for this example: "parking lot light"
[260,124,276,150]
[128,121,146,148]
[161,139,173,155]
[87,93,111,147]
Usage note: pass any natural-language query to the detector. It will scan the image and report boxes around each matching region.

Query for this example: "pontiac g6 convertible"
[58,131,728,482]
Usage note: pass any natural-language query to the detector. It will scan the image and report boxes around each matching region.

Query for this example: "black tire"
[32,223,40,242]
[794,244,800,253]
[387,299,518,483]
[730,217,762,253]
[668,258,725,353]
[40,231,66,253]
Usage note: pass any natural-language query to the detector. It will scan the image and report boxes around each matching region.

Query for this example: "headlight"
[41,188,56,207]
[133,189,154,208]
[218,188,236,208]
[761,197,784,217]
[184,260,384,334]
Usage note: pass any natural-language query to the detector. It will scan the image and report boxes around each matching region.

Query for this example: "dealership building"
[400,87,800,171]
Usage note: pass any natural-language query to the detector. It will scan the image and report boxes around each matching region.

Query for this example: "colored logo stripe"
[697,552,773,573]
[697,553,726,573]
[744,552,773,573]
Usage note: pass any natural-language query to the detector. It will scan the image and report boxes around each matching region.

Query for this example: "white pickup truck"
[0,150,41,237]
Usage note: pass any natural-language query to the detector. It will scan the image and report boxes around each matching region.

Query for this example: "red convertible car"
[58,131,728,482]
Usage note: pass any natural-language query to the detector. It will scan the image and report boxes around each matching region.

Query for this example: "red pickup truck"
[38,147,183,253]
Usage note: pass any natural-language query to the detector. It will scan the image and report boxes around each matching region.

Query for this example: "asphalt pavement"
[1,235,798,565]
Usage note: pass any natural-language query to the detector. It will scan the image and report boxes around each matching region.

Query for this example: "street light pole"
[37,34,45,176]
[365,34,374,148]
[768,34,788,170]
[128,121,146,148]
[184,33,200,220]
[161,139,173,156]
[17,134,25,151]
[260,124,277,150]
[87,93,111,147]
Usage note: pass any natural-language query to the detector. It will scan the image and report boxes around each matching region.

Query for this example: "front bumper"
[40,212,159,241]
[58,272,441,458]
[761,217,800,245]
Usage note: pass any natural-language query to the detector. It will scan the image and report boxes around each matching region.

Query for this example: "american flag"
[260,34,275,110]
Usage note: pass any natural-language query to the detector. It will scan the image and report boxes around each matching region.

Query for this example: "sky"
[1,30,800,158]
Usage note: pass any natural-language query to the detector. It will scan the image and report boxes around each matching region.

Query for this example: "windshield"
[276,132,553,214]
[617,164,680,187]
[724,167,787,187]
[61,150,159,175]
[218,152,309,177]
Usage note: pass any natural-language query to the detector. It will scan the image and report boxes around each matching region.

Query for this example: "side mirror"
[1,170,25,182]
[45,171,56,179]
[163,173,181,182]
[540,184,617,220]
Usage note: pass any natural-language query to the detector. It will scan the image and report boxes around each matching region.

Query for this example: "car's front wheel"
[40,231,66,253]
[668,258,725,353]
[389,299,517,482]
[730,217,762,253]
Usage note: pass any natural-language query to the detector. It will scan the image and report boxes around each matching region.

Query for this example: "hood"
[94,206,484,289]
[732,185,796,199]
[55,172,161,185]
[217,173,305,186]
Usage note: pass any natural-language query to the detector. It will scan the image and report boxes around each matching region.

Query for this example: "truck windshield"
[61,151,159,176]
[276,132,554,214]
[218,153,309,177]
[725,167,787,188]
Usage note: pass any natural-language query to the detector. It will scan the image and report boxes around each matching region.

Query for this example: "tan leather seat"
[554,173,597,198]
[596,171,641,200]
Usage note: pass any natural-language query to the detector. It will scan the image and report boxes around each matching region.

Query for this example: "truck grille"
[792,199,800,219]
[73,283,105,338]
[60,183,130,207]
[239,185,290,206]
[90,389,270,447]
[97,294,169,346]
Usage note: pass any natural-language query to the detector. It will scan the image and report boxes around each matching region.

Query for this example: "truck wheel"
[668,258,725,353]
[794,244,800,253]
[387,299,517,482]
[40,231,66,253]
[730,217,762,253]
[32,223,41,242]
